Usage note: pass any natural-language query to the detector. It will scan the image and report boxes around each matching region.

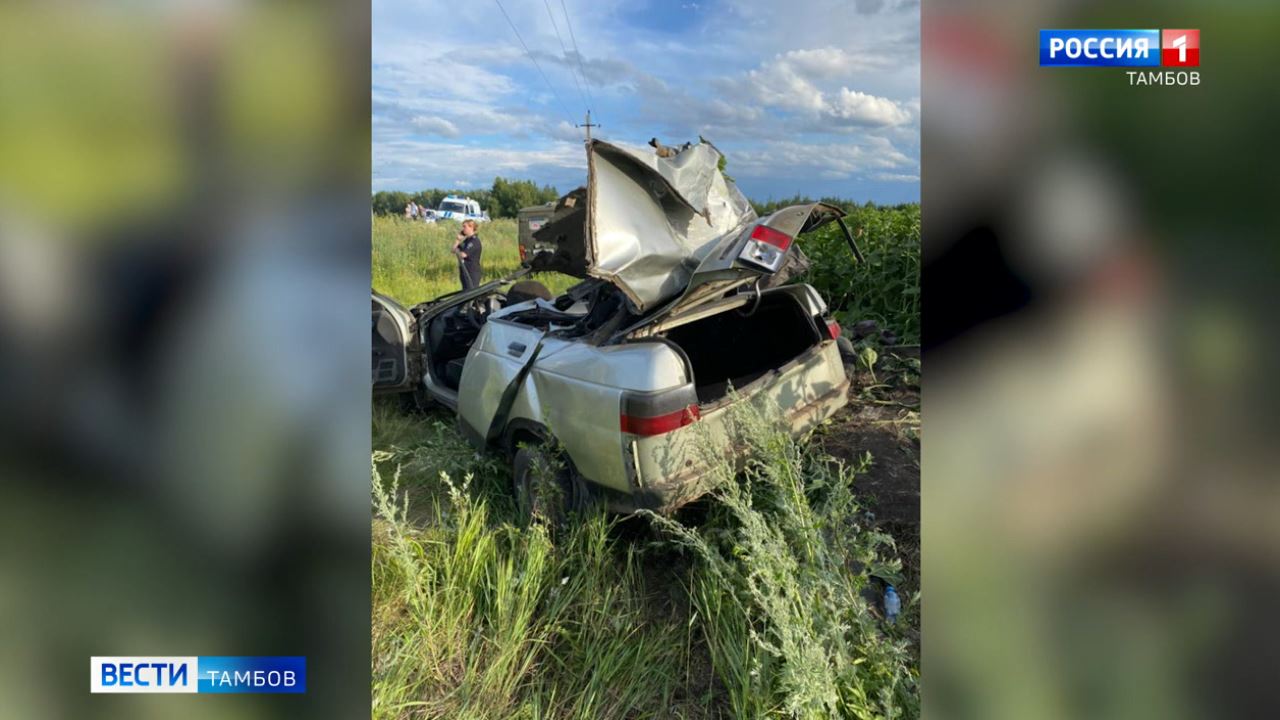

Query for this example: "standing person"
[453,219,483,290]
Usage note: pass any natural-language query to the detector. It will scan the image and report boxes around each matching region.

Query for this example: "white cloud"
[777,47,892,78]
[549,120,584,142]
[871,172,919,182]
[411,116,461,137]
[372,0,919,198]
[372,138,587,190]
[381,140,584,171]
[827,88,912,127]
[373,57,517,99]
[727,139,916,181]
[742,58,826,113]
[716,48,912,130]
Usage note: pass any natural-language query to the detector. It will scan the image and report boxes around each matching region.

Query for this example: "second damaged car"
[373,138,862,515]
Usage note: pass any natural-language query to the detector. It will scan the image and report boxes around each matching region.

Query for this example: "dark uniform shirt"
[458,233,483,290]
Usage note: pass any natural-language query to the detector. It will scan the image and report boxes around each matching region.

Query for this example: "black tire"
[836,335,858,363]
[512,443,571,526]
[396,385,434,415]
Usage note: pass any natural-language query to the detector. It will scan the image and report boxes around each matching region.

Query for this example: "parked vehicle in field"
[373,138,862,514]
[423,195,489,223]
[516,200,557,263]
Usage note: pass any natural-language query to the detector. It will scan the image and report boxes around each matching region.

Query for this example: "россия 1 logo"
[1162,29,1200,67]
[1040,29,1200,85]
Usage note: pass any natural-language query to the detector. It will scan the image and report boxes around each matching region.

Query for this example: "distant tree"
[488,177,558,218]
[372,187,503,216]
[410,190,439,210]
[376,185,914,220]
[372,190,411,216]
[751,194,813,216]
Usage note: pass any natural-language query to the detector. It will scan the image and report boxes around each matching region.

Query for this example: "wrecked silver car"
[373,138,857,513]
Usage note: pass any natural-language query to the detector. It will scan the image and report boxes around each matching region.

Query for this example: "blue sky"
[373,0,919,204]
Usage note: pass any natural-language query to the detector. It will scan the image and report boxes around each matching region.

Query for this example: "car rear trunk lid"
[530,138,848,322]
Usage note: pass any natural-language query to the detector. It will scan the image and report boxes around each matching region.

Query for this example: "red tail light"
[826,319,842,340]
[621,385,701,437]
[621,404,700,436]
[750,225,793,251]
[738,224,794,272]
[518,244,527,262]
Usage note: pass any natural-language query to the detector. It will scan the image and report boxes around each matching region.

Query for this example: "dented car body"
[373,139,854,512]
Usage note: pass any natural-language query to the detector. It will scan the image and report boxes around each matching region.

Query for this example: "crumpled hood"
[532,138,758,314]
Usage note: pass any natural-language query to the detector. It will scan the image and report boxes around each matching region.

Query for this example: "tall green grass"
[372,216,577,305]
[370,196,921,719]
[800,204,921,344]
[372,398,919,719]
[646,398,919,719]
[371,205,921,345]
[372,405,689,719]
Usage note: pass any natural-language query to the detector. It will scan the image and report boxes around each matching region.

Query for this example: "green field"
[371,204,921,719]
[371,204,920,345]
[372,216,577,306]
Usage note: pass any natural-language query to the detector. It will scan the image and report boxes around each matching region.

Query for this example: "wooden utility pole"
[577,110,599,144]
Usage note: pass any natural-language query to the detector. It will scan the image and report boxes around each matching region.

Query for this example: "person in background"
[452,219,483,290]
[405,200,417,220]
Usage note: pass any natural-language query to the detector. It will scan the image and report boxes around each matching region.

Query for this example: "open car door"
[372,291,418,394]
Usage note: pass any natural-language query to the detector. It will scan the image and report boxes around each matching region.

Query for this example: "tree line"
[749,194,919,216]
[372,177,560,219]
[373,181,919,222]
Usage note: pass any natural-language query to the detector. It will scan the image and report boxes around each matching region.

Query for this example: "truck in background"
[516,201,556,262]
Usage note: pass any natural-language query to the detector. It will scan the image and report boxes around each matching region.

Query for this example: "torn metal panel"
[531,138,845,319]
[585,139,756,313]
[680,201,843,289]
[599,140,726,218]
[617,201,846,338]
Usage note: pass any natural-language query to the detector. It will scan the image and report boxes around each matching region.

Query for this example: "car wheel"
[836,335,857,363]
[512,440,586,525]
[397,387,432,414]
[512,443,572,526]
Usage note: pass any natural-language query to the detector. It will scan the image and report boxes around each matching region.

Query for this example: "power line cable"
[492,0,576,126]
[557,0,596,114]
[542,0,591,113]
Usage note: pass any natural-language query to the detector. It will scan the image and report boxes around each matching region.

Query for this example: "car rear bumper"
[625,341,850,512]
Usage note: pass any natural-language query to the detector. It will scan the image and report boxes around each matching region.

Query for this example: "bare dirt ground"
[821,349,922,594]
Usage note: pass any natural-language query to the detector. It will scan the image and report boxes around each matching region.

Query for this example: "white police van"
[425,195,490,223]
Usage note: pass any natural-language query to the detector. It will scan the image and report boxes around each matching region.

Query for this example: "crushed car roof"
[532,138,757,314]
[530,138,848,319]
